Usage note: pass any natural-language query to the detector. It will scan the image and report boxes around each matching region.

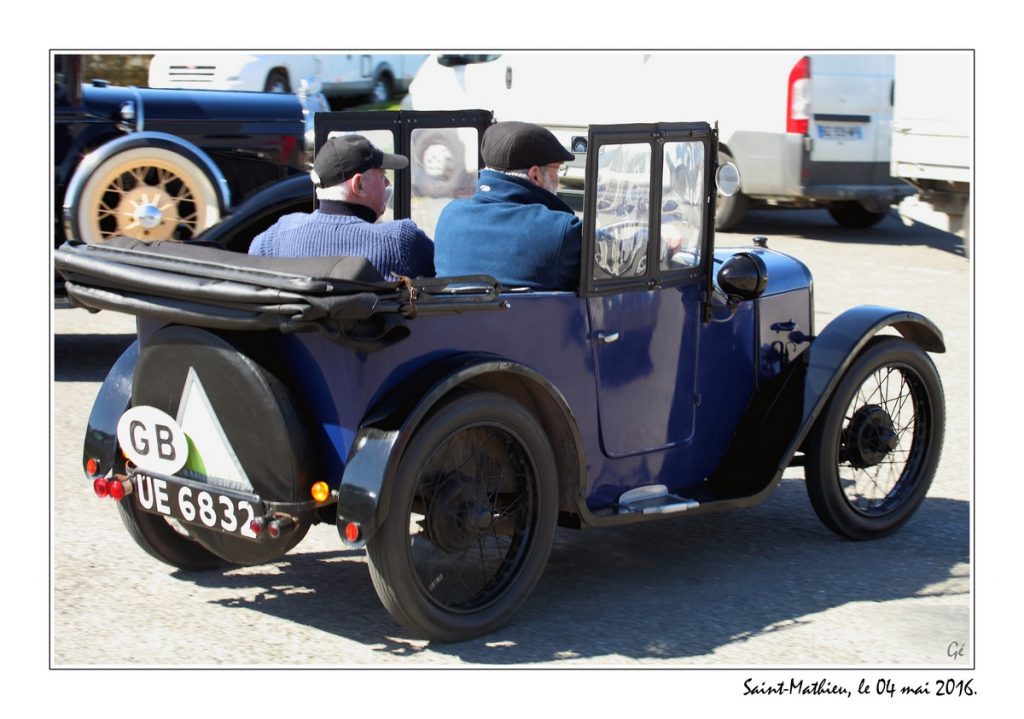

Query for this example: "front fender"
[336,353,583,545]
[82,341,139,479]
[706,306,944,502]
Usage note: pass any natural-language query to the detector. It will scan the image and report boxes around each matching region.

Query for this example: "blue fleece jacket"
[433,170,582,290]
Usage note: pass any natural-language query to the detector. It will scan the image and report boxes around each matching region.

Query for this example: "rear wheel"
[804,336,945,540]
[116,498,227,571]
[367,391,558,641]
[828,201,888,228]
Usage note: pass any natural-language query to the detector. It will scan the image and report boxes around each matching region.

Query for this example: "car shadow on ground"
[720,209,967,258]
[54,333,134,382]
[179,479,968,665]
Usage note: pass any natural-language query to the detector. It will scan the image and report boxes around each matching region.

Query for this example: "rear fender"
[706,306,944,502]
[82,341,139,479]
[337,353,584,545]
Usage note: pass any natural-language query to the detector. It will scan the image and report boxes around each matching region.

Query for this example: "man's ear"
[349,173,364,196]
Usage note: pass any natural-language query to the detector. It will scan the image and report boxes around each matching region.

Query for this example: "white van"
[403,53,913,229]
[148,53,427,103]
[890,53,972,247]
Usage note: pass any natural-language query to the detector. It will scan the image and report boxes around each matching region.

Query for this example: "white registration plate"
[816,124,864,140]
[133,472,262,540]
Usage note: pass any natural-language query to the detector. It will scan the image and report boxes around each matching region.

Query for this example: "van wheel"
[264,69,291,93]
[828,202,888,228]
[715,150,748,231]
[372,74,394,103]
[367,391,558,641]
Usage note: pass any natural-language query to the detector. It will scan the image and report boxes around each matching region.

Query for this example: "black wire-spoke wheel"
[805,336,945,540]
[367,391,557,641]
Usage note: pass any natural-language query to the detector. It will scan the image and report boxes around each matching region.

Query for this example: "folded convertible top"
[55,238,506,351]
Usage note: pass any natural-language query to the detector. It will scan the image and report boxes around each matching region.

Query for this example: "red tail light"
[787,56,811,135]
[93,478,110,498]
[345,522,361,544]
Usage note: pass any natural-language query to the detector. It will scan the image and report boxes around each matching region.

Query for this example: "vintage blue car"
[54,54,326,301]
[56,110,946,642]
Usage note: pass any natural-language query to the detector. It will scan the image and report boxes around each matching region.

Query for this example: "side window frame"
[580,122,715,298]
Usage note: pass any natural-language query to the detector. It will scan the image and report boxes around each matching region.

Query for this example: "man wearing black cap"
[433,121,581,290]
[249,135,434,280]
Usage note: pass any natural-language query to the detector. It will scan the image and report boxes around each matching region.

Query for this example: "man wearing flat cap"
[249,134,434,280]
[434,121,581,290]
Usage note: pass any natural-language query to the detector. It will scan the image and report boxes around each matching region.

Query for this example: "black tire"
[116,498,227,571]
[828,202,888,228]
[367,391,558,641]
[804,336,945,540]
[264,69,290,93]
[715,150,748,231]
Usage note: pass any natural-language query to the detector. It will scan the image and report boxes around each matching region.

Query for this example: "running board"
[617,485,700,515]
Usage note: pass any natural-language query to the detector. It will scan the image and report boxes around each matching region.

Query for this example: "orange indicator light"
[311,482,330,503]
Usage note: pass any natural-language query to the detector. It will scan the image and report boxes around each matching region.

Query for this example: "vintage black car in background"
[54,55,325,301]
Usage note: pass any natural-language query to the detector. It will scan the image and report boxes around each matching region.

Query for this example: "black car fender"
[62,131,233,241]
[197,173,314,252]
[82,341,139,480]
[705,305,944,504]
[336,353,585,546]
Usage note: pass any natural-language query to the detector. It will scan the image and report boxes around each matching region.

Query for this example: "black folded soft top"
[55,238,506,351]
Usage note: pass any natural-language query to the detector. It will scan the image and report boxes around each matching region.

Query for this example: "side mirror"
[718,252,768,301]
[716,162,740,197]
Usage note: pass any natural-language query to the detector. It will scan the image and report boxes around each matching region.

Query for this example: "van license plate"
[817,124,863,140]
[133,472,263,540]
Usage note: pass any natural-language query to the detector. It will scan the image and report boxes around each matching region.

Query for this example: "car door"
[583,123,714,457]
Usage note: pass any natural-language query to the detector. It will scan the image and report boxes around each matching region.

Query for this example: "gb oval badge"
[116,406,188,475]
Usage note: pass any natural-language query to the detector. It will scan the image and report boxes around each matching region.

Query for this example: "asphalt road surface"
[51,208,970,669]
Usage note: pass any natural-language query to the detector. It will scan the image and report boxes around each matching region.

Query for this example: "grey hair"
[313,171,355,201]
[489,167,532,181]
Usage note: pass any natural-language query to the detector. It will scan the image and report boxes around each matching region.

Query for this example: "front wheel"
[804,336,945,540]
[367,391,558,642]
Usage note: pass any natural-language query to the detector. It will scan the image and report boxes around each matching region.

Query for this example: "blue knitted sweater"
[248,201,435,280]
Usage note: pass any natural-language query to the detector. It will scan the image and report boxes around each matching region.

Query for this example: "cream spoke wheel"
[74,147,221,244]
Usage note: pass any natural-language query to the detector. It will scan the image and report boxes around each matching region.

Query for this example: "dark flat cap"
[312,135,408,187]
[481,121,574,171]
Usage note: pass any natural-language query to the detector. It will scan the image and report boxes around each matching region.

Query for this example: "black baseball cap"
[311,135,409,187]
[481,121,574,171]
